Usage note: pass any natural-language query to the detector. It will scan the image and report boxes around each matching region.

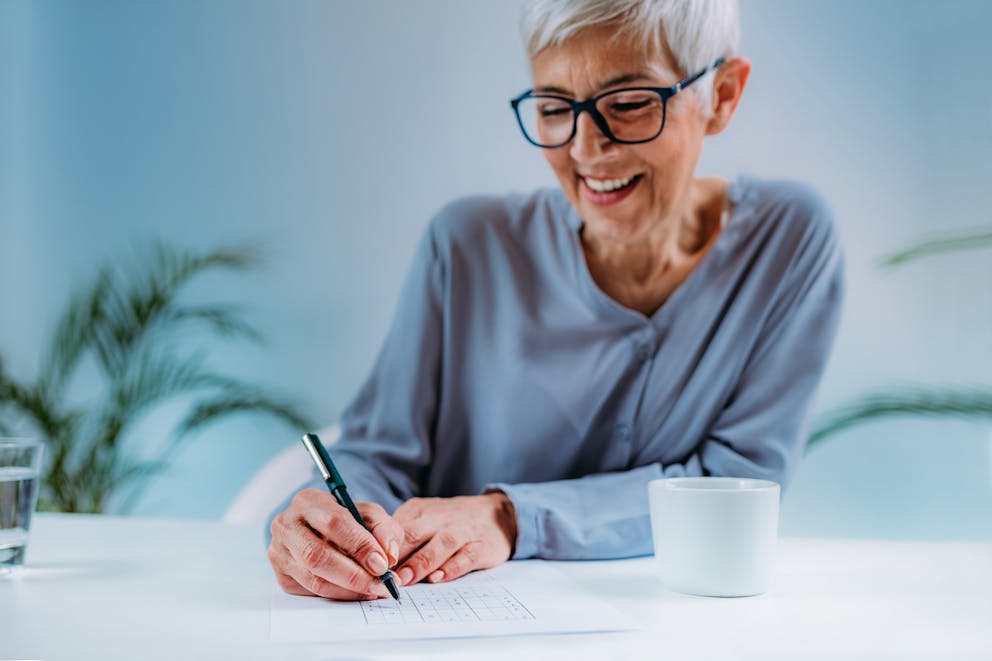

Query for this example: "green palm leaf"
[1,242,314,513]
[161,304,265,344]
[119,392,313,513]
[809,389,992,450]
[106,348,244,427]
[880,228,992,267]
[40,243,261,394]
[38,268,114,397]
[812,227,992,447]
[177,392,313,437]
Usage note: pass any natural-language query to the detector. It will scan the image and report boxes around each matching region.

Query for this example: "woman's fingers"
[393,497,437,565]
[283,517,389,597]
[394,529,461,587]
[431,542,489,583]
[295,490,391,578]
[268,491,515,598]
[356,501,404,567]
[269,494,390,598]
[268,540,380,601]
[273,569,312,596]
[389,495,515,586]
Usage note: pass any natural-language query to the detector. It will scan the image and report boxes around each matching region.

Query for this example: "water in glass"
[0,466,40,565]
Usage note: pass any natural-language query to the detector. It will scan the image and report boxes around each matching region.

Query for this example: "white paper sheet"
[269,560,637,642]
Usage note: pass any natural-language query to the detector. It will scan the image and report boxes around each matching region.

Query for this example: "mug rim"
[650,476,779,492]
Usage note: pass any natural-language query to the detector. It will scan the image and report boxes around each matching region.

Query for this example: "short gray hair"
[521,0,740,112]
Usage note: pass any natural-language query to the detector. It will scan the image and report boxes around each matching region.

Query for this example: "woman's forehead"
[530,25,678,94]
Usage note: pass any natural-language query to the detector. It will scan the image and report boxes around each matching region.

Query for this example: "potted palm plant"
[0,242,314,513]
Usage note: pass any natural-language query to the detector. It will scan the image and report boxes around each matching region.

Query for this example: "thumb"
[356,501,404,567]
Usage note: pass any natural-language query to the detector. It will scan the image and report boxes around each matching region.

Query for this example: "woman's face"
[531,26,712,242]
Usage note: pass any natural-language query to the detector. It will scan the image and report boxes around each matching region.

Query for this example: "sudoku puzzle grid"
[360,575,535,625]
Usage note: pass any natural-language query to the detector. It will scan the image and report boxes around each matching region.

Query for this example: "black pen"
[300,432,401,601]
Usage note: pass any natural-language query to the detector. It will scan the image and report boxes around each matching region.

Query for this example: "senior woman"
[267,0,843,601]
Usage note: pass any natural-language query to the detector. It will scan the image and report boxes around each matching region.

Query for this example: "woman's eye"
[610,99,652,113]
[540,105,571,118]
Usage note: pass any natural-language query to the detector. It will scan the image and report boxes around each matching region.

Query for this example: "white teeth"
[583,175,635,192]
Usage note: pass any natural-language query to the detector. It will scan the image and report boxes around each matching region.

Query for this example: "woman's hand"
[391,493,518,586]
[267,488,405,600]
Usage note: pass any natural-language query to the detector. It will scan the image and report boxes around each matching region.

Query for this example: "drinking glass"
[0,438,44,569]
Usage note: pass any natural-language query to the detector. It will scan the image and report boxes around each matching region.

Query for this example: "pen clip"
[301,433,333,482]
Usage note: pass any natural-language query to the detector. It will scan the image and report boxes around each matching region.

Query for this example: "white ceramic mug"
[648,477,780,597]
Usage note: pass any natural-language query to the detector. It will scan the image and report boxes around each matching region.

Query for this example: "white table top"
[2,514,990,661]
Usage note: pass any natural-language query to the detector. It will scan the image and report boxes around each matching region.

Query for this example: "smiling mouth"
[581,174,641,193]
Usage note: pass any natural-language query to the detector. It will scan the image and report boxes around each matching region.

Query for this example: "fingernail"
[367,552,388,575]
[392,570,404,587]
[388,541,399,565]
[428,570,444,583]
[398,567,414,585]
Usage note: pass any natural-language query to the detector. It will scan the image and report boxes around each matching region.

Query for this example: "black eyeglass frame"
[510,58,726,148]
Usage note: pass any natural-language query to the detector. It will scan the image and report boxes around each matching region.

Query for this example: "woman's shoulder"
[427,188,571,247]
[730,175,840,251]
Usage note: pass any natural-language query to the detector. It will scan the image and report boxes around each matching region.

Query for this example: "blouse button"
[615,423,631,442]
[636,343,651,363]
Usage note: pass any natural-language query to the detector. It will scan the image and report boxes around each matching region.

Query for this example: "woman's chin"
[580,212,647,245]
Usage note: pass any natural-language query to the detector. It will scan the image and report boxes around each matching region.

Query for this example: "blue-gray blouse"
[275,176,844,560]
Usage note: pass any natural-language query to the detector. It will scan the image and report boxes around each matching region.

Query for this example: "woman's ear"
[706,56,752,136]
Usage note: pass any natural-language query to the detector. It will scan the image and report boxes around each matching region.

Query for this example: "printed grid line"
[359,575,535,625]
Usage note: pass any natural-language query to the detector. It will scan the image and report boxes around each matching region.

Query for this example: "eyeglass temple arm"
[675,57,727,92]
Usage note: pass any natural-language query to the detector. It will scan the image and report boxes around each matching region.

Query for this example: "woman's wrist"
[484,491,518,557]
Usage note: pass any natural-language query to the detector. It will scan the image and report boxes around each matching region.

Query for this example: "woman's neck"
[580,178,728,316]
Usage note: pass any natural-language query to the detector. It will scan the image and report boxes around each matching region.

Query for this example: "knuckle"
[405,497,428,514]
[437,531,459,550]
[323,508,344,531]
[293,488,317,507]
[303,487,327,500]
[412,549,434,572]
[270,512,289,538]
[353,537,379,562]
[324,509,354,540]
[301,539,327,571]
[443,556,463,576]
[333,523,377,558]
[366,514,394,540]
[303,572,328,596]
[275,572,301,594]
[266,544,280,566]
[344,564,374,592]
[360,501,386,518]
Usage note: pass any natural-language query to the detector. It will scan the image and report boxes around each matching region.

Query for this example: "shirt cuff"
[483,483,541,560]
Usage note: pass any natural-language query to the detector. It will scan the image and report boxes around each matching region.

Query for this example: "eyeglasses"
[510,58,725,149]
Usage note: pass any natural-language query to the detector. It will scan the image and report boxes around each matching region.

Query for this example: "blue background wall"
[2,0,990,539]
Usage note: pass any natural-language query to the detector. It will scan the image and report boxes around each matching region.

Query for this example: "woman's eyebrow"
[600,72,654,88]
[533,72,657,96]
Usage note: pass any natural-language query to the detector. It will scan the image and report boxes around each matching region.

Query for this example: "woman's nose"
[569,111,613,161]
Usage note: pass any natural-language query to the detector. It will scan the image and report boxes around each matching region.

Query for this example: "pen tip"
[383,574,401,600]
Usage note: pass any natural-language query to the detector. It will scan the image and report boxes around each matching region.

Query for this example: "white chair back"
[222,425,341,525]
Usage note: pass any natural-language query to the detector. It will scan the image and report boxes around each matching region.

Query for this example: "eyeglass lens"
[516,89,665,147]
